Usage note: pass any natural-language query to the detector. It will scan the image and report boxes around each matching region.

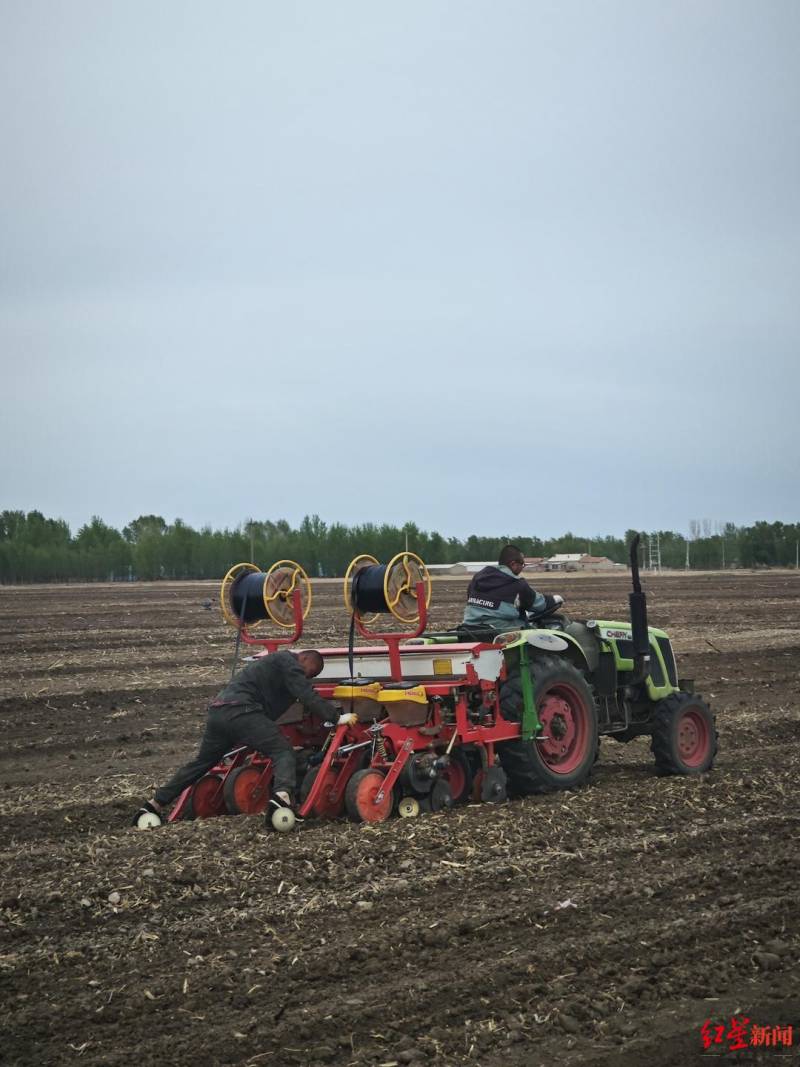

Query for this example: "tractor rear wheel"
[224,765,271,815]
[498,654,598,794]
[186,773,227,819]
[345,769,394,823]
[651,693,717,775]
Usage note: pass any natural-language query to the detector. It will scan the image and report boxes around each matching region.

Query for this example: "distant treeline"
[0,510,798,583]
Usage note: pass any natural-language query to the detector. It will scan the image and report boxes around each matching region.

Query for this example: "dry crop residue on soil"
[1,573,799,1066]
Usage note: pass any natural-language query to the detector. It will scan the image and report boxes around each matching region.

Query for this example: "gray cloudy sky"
[2,1,798,540]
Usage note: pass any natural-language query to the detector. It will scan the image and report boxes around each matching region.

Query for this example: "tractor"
[154,537,717,830]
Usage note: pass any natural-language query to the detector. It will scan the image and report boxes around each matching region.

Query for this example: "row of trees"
[0,510,798,583]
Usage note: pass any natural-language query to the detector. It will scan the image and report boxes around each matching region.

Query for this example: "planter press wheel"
[300,765,345,819]
[223,765,271,815]
[220,562,261,627]
[344,769,394,823]
[384,551,432,624]
[343,554,380,624]
[480,765,508,804]
[441,750,472,804]
[133,808,163,830]
[269,806,296,833]
[186,773,227,819]
[400,754,434,795]
[398,796,420,819]
[430,779,454,812]
[263,560,312,628]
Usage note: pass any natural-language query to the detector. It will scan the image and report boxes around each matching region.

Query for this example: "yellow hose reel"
[343,551,431,624]
[220,559,312,630]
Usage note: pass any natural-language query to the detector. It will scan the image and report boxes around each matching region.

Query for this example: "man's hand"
[540,593,565,615]
[338,712,359,726]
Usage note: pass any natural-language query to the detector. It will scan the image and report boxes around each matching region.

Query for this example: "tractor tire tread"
[650,692,718,775]
[498,653,598,796]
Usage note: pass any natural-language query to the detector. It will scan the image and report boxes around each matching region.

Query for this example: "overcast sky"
[2,1,798,541]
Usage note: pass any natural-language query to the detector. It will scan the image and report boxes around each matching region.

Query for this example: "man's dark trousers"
[154,704,296,807]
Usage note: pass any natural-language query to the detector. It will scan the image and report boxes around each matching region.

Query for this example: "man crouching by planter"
[133,649,347,828]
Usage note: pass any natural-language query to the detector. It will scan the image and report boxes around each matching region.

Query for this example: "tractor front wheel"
[651,693,717,775]
[345,769,394,823]
[498,654,598,794]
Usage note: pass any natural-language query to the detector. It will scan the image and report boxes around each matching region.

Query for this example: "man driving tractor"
[461,544,564,634]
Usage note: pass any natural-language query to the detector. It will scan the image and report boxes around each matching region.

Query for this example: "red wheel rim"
[310,768,345,818]
[191,774,227,818]
[443,759,467,802]
[354,771,393,823]
[677,708,710,767]
[230,766,270,814]
[537,682,590,774]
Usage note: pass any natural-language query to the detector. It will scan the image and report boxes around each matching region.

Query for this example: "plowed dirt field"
[1,573,799,1066]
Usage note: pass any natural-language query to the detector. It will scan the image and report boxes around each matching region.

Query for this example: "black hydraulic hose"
[346,572,358,718]
[348,573,358,682]
[229,586,249,681]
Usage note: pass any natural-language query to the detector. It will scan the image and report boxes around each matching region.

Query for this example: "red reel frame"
[239,586,305,654]
[220,561,309,654]
[352,582,429,681]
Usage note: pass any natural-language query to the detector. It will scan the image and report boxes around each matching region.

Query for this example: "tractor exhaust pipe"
[628,534,651,684]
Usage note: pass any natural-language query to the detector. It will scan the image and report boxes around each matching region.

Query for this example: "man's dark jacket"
[213,650,331,721]
[463,565,535,625]
[462,564,557,632]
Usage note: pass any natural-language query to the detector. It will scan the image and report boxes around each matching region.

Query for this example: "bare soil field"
[1,572,799,1066]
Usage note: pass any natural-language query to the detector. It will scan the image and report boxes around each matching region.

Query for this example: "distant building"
[545,553,617,572]
[523,557,547,571]
[426,562,484,576]
[579,554,618,572]
[428,555,618,576]
[545,553,584,571]
[427,563,466,576]
[427,561,507,576]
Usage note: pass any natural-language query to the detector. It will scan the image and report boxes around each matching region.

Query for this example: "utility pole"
[722,538,725,570]
[647,533,661,572]
[685,537,690,570]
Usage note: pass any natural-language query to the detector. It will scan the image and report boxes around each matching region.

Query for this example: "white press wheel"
[398,796,420,819]
[135,810,163,830]
[270,807,296,833]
